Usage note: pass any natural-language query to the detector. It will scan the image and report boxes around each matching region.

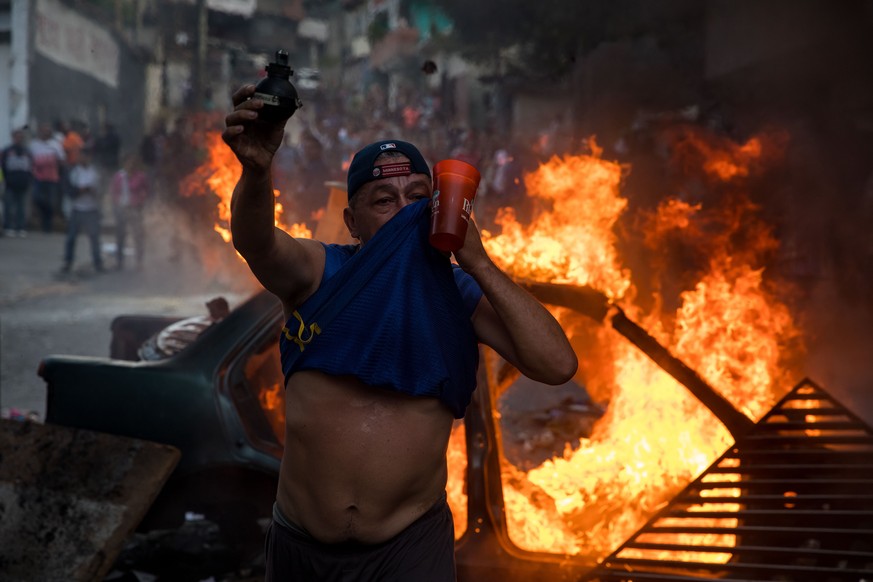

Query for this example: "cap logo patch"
[377,162,412,179]
[380,143,397,150]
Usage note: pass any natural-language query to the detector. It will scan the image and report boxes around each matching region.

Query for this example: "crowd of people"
[0,119,150,273]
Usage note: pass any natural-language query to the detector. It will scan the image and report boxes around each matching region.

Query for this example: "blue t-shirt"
[280,200,484,418]
[322,243,483,313]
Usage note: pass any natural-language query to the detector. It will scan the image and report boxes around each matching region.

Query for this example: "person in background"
[90,121,119,236]
[29,122,66,232]
[1,128,34,237]
[60,120,86,220]
[93,121,122,183]
[62,120,86,167]
[272,133,297,210]
[289,130,336,226]
[449,128,482,169]
[110,153,150,270]
[62,148,104,274]
[481,144,531,230]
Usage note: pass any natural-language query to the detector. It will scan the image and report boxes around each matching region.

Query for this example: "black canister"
[253,50,303,123]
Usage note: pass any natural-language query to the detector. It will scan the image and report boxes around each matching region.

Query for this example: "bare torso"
[277,369,454,544]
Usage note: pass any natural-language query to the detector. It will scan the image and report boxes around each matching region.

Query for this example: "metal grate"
[583,378,873,581]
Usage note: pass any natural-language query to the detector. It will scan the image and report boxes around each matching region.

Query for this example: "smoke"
[139,198,262,300]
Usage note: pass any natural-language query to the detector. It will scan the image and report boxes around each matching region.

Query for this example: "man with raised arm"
[223,84,578,582]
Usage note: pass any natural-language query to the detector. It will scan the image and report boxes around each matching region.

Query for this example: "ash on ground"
[105,514,268,582]
[497,376,604,471]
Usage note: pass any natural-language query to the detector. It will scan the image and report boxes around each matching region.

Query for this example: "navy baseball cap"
[347,139,431,201]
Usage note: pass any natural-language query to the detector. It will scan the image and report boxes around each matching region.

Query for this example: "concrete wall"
[29,49,146,152]
[0,0,30,147]
[28,2,147,155]
[0,42,9,147]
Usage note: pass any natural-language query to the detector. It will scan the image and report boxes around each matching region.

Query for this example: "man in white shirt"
[29,122,66,232]
[62,149,104,274]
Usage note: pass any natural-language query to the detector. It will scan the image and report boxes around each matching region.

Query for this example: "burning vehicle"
[38,125,873,579]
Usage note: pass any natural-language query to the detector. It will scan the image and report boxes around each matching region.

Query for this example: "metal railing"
[584,379,873,581]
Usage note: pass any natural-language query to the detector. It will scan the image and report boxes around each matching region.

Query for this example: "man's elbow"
[527,350,578,386]
[231,235,251,256]
[549,351,579,385]
[231,227,272,259]
[231,236,254,260]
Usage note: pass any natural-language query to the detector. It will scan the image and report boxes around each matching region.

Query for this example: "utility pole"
[192,0,208,110]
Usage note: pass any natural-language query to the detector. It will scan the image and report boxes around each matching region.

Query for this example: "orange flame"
[667,125,787,183]
[181,132,312,245]
[481,132,801,559]
[446,421,468,539]
[483,140,632,300]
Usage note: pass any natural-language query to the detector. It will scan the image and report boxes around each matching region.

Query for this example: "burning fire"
[447,421,468,539]
[189,126,803,562]
[483,139,631,300]
[181,132,312,244]
[666,126,786,182]
[475,130,801,559]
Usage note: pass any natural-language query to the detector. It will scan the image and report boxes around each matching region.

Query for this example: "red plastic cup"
[429,159,481,252]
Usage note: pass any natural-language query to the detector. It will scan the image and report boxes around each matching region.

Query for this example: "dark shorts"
[265,495,456,582]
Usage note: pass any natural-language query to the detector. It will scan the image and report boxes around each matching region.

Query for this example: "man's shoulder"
[319,242,359,280]
[322,242,359,263]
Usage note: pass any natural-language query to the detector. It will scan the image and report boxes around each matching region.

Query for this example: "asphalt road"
[0,219,257,420]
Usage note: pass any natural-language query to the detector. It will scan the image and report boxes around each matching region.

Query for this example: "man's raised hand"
[222,84,286,172]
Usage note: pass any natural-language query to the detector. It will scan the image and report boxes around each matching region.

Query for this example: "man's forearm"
[230,167,276,256]
[468,258,578,384]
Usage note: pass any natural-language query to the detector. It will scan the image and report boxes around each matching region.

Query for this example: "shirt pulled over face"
[280,200,483,418]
